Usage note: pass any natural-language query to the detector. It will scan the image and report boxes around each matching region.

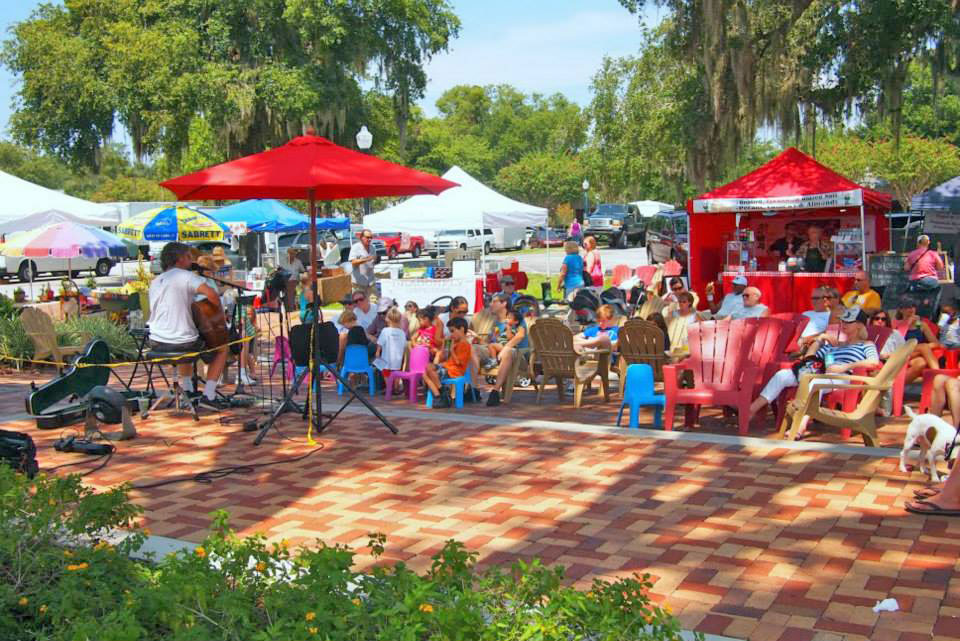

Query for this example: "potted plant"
[13,287,25,303]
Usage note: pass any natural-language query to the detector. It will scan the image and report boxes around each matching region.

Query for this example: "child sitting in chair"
[375,308,407,385]
[423,317,472,409]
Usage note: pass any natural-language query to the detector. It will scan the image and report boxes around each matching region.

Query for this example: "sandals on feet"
[904,498,960,516]
[913,487,942,500]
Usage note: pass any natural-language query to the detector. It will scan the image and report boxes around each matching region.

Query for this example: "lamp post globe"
[356,126,374,218]
[356,125,373,151]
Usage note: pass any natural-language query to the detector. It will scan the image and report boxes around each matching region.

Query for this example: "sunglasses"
[873,316,888,321]
[811,295,824,300]
[671,286,683,291]
[452,307,468,315]
[352,297,365,303]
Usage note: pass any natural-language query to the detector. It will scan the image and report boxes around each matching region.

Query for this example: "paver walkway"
[1,363,955,640]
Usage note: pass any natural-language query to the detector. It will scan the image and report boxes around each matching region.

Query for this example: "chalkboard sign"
[867,253,906,288]
[868,253,941,316]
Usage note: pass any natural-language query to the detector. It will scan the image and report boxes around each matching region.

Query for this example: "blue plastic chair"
[425,364,471,410]
[338,345,376,396]
[617,363,665,428]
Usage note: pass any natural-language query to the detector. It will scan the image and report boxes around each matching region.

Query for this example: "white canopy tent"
[363,165,548,274]
[629,200,674,217]
[0,170,120,225]
[0,209,119,235]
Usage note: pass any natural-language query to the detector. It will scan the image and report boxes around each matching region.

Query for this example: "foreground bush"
[1,467,690,640]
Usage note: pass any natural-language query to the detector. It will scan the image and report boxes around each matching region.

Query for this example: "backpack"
[0,430,39,478]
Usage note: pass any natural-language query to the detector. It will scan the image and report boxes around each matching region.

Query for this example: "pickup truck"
[373,232,425,259]
[584,203,645,249]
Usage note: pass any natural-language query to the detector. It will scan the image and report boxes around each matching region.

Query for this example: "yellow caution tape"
[0,335,256,369]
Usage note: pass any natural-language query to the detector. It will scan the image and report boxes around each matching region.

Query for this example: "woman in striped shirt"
[749,307,880,433]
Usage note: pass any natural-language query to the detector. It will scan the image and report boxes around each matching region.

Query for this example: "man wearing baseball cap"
[709,274,748,319]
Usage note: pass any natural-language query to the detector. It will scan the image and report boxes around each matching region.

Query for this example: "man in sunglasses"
[840,271,882,313]
[798,286,842,350]
[348,229,377,297]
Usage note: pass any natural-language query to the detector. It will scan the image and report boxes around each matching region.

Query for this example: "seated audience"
[708,275,747,319]
[485,306,529,408]
[841,271,882,312]
[499,275,521,305]
[666,291,698,353]
[893,299,940,383]
[423,317,472,409]
[367,297,409,338]
[337,309,370,364]
[648,312,672,353]
[938,298,960,349]
[351,291,377,330]
[661,276,701,317]
[334,294,355,332]
[870,310,906,357]
[748,307,879,431]
[574,304,620,351]
[731,286,770,319]
[798,286,843,350]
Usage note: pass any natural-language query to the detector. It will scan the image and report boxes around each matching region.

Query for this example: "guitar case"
[26,339,137,429]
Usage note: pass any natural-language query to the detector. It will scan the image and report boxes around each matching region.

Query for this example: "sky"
[0,1,661,139]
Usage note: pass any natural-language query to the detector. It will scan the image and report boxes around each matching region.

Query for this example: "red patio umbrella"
[160,134,458,439]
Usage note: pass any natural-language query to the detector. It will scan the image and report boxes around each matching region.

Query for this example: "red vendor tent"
[685,147,892,302]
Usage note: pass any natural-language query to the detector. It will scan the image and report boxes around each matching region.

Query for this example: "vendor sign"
[923,210,960,234]
[693,189,863,213]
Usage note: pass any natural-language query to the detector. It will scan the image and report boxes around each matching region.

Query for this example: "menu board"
[867,253,906,288]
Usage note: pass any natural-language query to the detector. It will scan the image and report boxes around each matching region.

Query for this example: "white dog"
[900,406,958,483]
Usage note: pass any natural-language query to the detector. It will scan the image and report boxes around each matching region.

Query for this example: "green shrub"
[2,467,691,641]
[56,315,137,358]
[0,316,33,364]
[0,294,17,320]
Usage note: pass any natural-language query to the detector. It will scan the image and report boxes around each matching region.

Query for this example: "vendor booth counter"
[720,271,856,314]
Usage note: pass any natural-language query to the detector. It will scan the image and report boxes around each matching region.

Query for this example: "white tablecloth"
[380,277,478,310]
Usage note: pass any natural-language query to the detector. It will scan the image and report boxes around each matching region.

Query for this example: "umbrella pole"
[309,192,321,433]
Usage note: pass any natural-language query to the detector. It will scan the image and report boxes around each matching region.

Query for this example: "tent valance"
[210,199,311,234]
[363,166,547,234]
[688,148,891,214]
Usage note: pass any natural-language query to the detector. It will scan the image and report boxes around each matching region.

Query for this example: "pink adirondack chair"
[611,264,632,287]
[635,266,658,285]
[772,312,809,355]
[663,319,759,435]
[385,346,430,403]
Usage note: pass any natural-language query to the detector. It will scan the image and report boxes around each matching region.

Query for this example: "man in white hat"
[709,274,749,319]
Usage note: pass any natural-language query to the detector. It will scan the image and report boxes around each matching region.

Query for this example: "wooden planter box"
[317,272,351,305]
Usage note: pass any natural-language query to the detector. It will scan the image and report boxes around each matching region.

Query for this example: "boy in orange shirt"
[424,317,473,408]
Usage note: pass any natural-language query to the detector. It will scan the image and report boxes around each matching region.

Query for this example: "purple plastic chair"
[385,346,430,403]
[270,336,294,380]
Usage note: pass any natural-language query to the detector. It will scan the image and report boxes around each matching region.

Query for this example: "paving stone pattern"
[1,362,956,640]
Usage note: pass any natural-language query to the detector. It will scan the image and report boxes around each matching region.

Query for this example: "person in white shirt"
[731,287,770,319]
[148,242,228,409]
[351,291,378,330]
[798,286,842,350]
[348,229,377,295]
[938,299,960,349]
[375,308,407,378]
[709,275,748,319]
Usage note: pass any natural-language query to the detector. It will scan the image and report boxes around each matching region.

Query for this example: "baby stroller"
[569,288,600,327]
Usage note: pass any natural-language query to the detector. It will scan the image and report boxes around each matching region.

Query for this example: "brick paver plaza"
[4,362,960,641]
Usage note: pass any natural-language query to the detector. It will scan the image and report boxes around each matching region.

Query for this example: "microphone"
[189,262,207,273]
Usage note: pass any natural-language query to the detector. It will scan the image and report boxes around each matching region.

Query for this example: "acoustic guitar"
[191,298,229,348]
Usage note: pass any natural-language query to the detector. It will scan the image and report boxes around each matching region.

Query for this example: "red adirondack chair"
[611,264,633,287]
[663,319,758,435]
[772,312,809,355]
[745,317,796,396]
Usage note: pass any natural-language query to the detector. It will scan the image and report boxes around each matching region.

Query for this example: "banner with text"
[692,189,863,213]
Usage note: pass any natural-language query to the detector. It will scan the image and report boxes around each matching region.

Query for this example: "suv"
[585,203,645,248]
[427,228,495,257]
[645,210,689,272]
[277,228,386,266]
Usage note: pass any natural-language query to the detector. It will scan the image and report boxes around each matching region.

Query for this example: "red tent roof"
[688,147,891,213]
[160,135,458,201]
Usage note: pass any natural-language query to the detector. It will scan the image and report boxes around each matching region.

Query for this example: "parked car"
[277,228,386,267]
[584,203,645,248]
[427,228,494,257]
[0,253,114,282]
[373,232,425,259]
[645,210,689,272]
[527,226,565,248]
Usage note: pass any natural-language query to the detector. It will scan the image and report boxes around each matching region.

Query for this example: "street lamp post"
[356,126,373,218]
[581,178,590,221]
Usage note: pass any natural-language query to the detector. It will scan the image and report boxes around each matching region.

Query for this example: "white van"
[427,226,527,257]
[0,254,114,282]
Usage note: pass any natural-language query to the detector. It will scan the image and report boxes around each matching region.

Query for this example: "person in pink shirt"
[904,234,944,289]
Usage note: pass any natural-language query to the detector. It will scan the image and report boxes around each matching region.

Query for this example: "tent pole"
[308,191,320,433]
[859,201,867,268]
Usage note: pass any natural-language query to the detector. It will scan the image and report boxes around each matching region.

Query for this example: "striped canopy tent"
[116,206,228,243]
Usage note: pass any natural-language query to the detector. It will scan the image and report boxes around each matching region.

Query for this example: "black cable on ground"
[129,443,325,490]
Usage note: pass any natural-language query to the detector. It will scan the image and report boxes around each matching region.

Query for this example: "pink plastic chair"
[611,264,632,287]
[385,346,430,403]
[270,336,294,380]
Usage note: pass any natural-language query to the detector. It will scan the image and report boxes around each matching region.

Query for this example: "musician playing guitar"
[148,242,229,411]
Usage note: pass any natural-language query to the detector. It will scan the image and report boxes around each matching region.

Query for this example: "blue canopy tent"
[911,175,960,212]
[211,199,349,265]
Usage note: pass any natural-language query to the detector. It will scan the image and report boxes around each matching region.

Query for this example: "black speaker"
[289,322,339,367]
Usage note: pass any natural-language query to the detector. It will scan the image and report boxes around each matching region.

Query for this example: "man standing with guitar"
[148,242,229,410]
